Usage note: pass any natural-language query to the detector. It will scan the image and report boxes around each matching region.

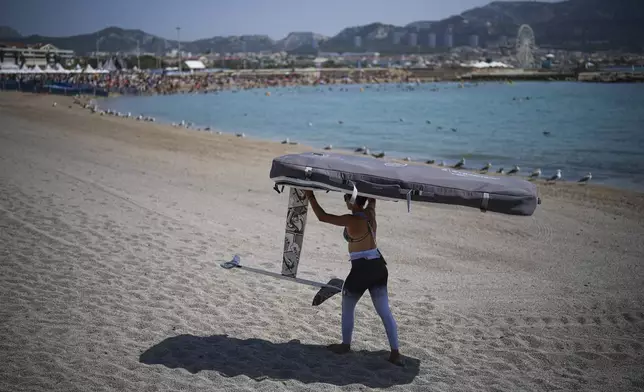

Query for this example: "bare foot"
[388,350,403,366]
[327,343,351,354]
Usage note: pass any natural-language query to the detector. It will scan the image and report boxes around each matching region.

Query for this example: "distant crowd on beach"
[0,68,414,97]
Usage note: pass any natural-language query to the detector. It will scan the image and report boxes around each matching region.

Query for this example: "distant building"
[444,32,453,48]
[428,33,437,48]
[393,31,404,45]
[0,42,74,67]
[409,33,418,47]
[354,36,362,48]
[469,35,479,48]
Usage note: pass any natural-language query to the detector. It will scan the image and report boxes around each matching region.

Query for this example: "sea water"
[103,81,644,191]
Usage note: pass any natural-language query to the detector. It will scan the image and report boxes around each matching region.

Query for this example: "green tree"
[322,60,337,68]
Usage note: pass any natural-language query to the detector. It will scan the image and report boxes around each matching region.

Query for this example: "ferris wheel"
[515,24,536,68]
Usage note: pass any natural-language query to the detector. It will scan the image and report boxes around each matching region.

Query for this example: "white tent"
[1,63,19,72]
[184,60,206,72]
[460,61,513,69]
[1,63,21,74]
[101,58,118,72]
[52,63,69,73]
[44,64,56,73]
[84,64,95,73]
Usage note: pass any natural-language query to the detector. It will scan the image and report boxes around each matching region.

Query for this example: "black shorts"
[343,256,388,297]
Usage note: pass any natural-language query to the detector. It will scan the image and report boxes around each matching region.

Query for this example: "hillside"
[0,26,21,39]
[1,0,642,54]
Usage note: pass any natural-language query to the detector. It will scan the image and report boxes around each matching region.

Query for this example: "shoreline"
[94,88,644,195]
[5,90,644,205]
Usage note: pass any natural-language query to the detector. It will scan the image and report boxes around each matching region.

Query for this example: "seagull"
[338,120,344,124]
[543,131,551,136]
[372,152,385,158]
[480,162,492,172]
[404,157,412,161]
[281,138,290,144]
[507,165,520,175]
[323,145,333,150]
[426,120,431,124]
[453,158,465,169]
[451,128,457,132]
[438,161,445,167]
[529,168,542,180]
[547,169,562,182]
[355,146,367,153]
[426,159,435,164]
[578,172,592,183]
[497,168,505,174]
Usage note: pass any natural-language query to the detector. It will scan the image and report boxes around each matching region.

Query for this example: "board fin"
[312,278,344,306]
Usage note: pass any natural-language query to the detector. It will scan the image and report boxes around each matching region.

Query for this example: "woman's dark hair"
[345,193,368,208]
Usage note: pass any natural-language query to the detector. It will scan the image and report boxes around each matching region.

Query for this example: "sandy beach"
[1,92,643,391]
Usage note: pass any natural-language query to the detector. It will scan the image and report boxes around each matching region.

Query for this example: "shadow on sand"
[140,334,420,388]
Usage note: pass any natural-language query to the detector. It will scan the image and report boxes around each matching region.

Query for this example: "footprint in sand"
[519,334,543,349]
[622,313,636,323]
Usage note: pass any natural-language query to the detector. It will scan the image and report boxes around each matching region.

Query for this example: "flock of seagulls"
[342,151,593,185]
[316,145,593,185]
[468,160,591,184]
[57,100,157,122]
[56,92,594,187]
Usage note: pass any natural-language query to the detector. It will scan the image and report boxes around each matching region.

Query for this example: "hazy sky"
[1,0,559,40]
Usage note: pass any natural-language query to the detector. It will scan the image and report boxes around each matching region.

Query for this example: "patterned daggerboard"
[281,187,309,278]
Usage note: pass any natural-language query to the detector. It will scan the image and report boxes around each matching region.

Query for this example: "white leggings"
[341,285,399,350]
